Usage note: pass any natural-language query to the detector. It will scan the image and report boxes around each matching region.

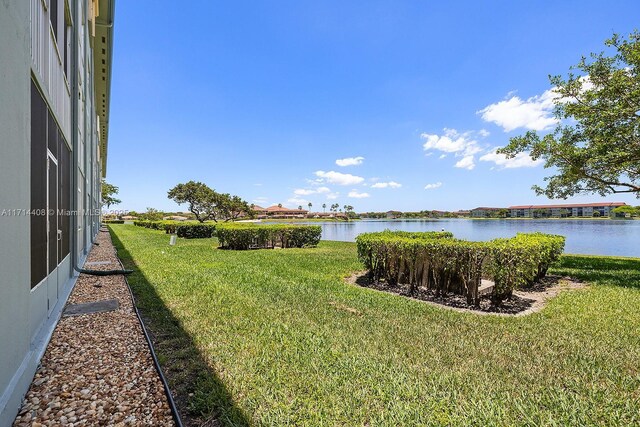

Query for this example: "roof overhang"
[93,0,115,177]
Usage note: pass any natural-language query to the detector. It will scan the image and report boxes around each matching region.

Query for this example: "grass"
[110,224,640,426]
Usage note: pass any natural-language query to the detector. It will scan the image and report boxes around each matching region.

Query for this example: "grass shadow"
[110,230,251,427]
[551,255,640,290]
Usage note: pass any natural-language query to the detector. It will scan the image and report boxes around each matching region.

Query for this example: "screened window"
[31,81,48,288]
[31,80,72,288]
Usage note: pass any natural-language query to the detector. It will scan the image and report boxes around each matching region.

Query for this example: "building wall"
[0,1,107,424]
[0,2,33,425]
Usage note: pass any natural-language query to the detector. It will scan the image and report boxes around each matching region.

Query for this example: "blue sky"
[107,0,640,213]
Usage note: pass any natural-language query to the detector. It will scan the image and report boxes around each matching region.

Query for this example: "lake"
[286,219,640,257]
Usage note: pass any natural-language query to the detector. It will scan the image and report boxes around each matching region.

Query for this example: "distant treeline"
[359,210,466,219]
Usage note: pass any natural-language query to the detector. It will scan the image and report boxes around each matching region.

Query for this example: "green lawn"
[110,224,640,426]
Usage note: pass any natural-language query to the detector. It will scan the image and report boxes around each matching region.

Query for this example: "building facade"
[0,1,114,424]
[470,207,507,218]
[509,202,626,218]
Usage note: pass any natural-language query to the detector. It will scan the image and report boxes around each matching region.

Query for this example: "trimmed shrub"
[216,223,322,250]
[176,223,216,239]
[357,232,486,304]
[356,231,565,305]
[103,219,124,224]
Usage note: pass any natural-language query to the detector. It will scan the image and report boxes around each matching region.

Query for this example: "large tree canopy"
[167,181,252,222]
[498,31,640,199]
[167,181,225,222]
[101,179,121,208]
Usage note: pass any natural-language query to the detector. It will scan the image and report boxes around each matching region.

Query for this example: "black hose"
[73,266,134,276]
[113,244,185,427]
[72,226,133,275]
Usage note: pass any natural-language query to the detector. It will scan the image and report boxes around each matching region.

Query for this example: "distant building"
[251,205,309,219]
[471,207,506,218]
[509,202,626,218]
[386,210,402,219]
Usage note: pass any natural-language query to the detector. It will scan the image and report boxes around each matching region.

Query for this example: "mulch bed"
[350,273,584,315]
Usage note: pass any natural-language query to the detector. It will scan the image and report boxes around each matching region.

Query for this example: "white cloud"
[294,186,332,196]
[479,129,490,138]
[326,192,339,200]
[424,182,442,190]
[479,148,543,169]
[287,197,309,207]
[336,156,365,167]
[421,128,481,170]
[455,155,475,170]
[371,181,402,189]
[478,89,559,132]
[421,128,479,154]
[348,190,370,199]
[315,170,365,186]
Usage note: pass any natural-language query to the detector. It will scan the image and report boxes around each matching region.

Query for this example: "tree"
[221,194,252,221]
[322,203,326,213]
[101,179,121,208]
[167,181,225,223]
[498,31,640,199]
[613,205,639,217]
[278,203,283,208]
[142,207,163,221]
[308,202,312,211]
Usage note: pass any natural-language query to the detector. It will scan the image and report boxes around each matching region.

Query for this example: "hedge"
[176,224,216,239]
[216,223,322,250]
[356,231,565,305]
[103,219,124,224]
[133,220,216,238]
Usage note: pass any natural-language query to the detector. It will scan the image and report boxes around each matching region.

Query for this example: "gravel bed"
[13,230,176,426]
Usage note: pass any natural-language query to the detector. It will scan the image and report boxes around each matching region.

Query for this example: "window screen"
[59,135,71,258]
[31,81,48,288]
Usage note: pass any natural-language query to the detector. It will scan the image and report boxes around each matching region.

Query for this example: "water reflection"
[272,219,640,257]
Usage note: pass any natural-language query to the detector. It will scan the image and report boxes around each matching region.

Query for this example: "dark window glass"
[47,110,58,158]
[48,158,58,273]
[59,135,71,258]
[31,81,48,288]
[63,24,68,78]
[50,0,58,41]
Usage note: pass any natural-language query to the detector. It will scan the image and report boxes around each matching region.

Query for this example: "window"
[31,80,72,288]
[63,1,72,79]
[50,0,59,41]
[31,81,48,288]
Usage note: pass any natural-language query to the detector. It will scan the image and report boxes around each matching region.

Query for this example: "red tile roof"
[265,205,308,213]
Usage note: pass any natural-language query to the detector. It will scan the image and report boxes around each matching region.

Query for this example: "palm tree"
[308,202,312,211]
[278,203,282,208]
[298,205,302,210]
[322,203,326,213]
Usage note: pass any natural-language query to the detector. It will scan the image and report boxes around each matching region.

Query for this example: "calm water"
[287,219,640,257]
